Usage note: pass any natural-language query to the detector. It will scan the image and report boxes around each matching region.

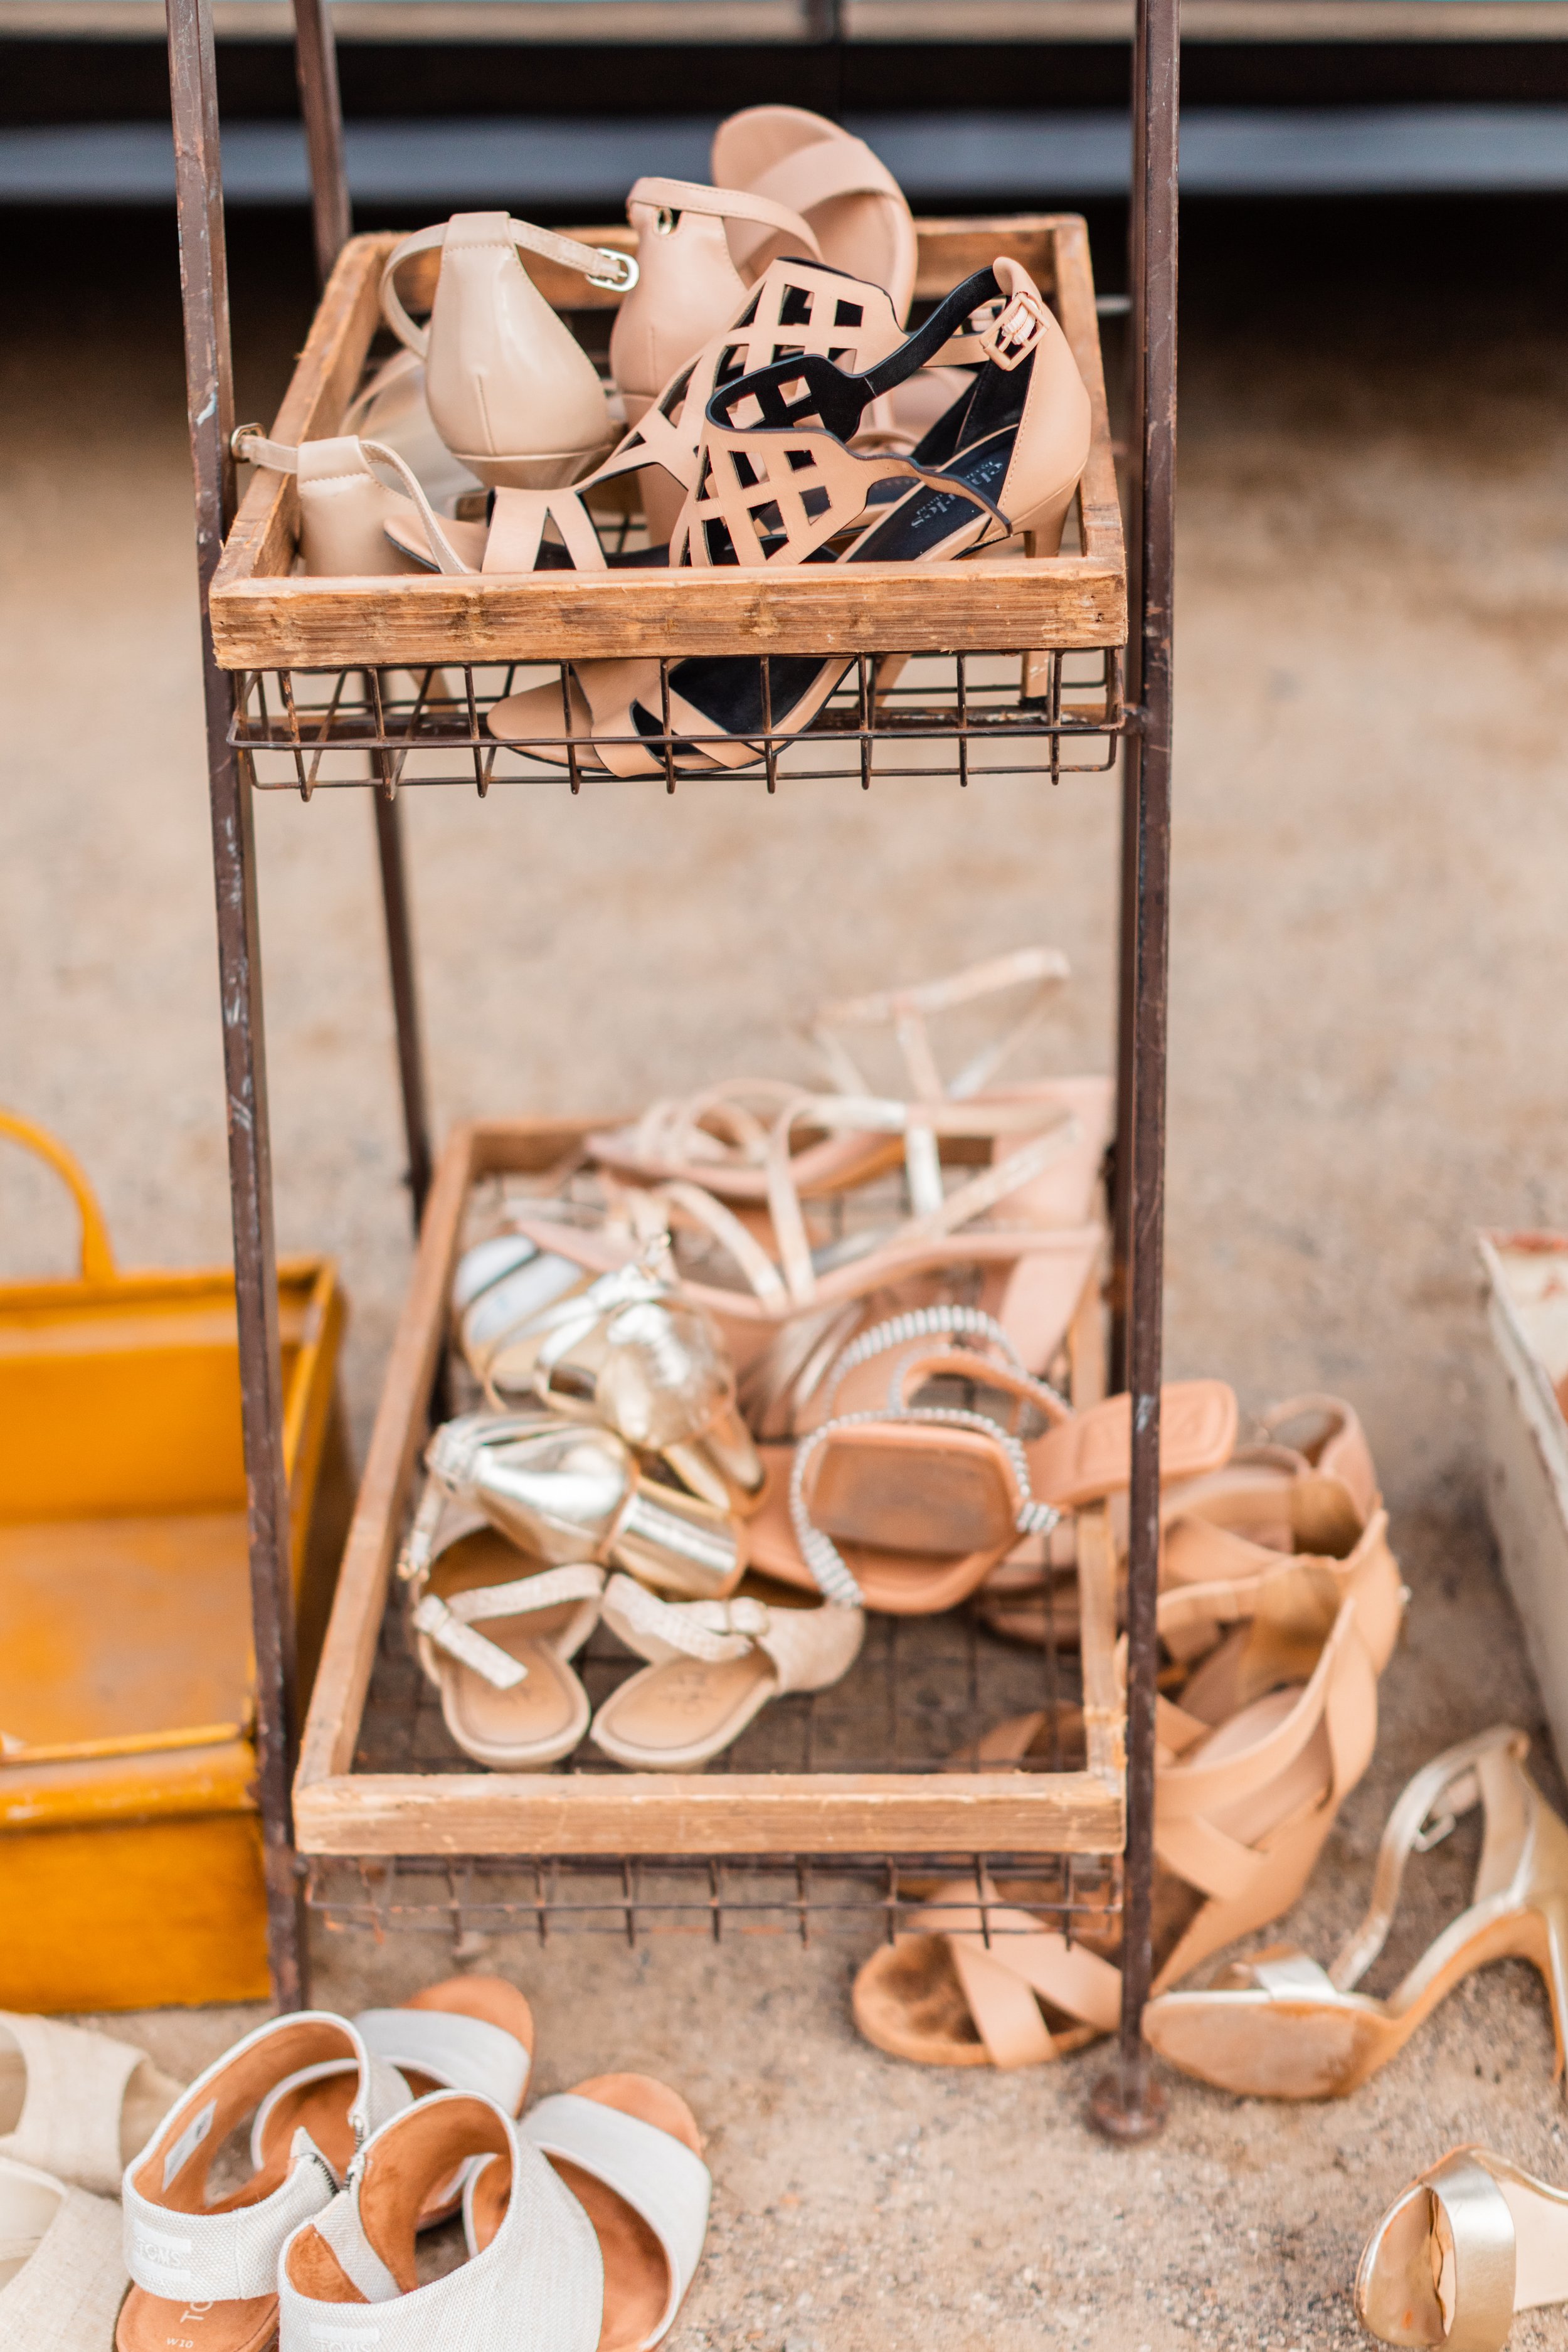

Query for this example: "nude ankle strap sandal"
[1143,1724,1568,2100]
[233,430,433,577]
[0,2157,127,2352]
[381,213,635,490]
[0,2015,184,2200]
[1357,2143,1568,2351]
[590,1571,864,1769]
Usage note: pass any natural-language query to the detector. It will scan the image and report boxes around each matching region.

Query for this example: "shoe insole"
[428,1529,588,1762]
[471,2075,704,2352]
[595,1651,775,1765]
[812,1435,1015,1557]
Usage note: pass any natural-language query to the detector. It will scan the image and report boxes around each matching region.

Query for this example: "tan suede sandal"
[1143,1725,1568,2101]
[118,2013,413,2352]
[418,1411,747,1601]
[453,1237,763,1513]
[590,1571,864,1769]
[398,1482,605,1766]
[0,2015,184,2199]
[852,1556,1384,2065]
[710,104,917,320]
[1357,2143,1568,2351]
[744,1328,1237,1610]
[381,212,637,489]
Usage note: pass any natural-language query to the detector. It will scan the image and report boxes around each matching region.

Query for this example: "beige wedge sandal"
[1143,1724,1568,2100]
[852,1555,1385,2065]
[1357,2143,1568,2351]
[590,1571,864,1769]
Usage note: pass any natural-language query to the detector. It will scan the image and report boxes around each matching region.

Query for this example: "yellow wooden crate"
[0,1112,351,2011]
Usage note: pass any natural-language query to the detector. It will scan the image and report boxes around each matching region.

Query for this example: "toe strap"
[1360,2154,1517,2352]
[522,2095,710,2349]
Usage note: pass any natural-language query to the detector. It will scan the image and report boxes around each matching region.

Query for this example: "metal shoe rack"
[164,0,1177,2136]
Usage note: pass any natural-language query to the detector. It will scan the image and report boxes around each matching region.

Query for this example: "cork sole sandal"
[500,2075,711,2351]
[119,2014,412,2352]
[0,2015,186,2198]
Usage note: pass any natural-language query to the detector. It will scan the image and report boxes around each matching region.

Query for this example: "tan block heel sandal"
[852,1556,1387,2065]
[1357,2144,1568,2351]
[1143,1724,1568,2100]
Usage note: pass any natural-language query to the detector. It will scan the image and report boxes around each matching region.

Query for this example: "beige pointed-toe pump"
[1357,2143,1568,2351]
[1143,1724,1568,2100]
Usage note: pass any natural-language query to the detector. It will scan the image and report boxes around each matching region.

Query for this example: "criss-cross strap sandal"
[1143,1724,1568,2101]
[744,1325,1236,1610]
[0,2015,184,2200]
[453,1243,763,1516]
[276,2093,598,2352]
[398,1480,605,1766]
[0,2156,127,2352]
[398,254,905,613]
[710,104,916,321]
[420,1411,746,1601]
[1357,2143,1568,2351]
[117,2013,413,2352]
[380,211,636,489]
[852,1557,1383,2065]
[250,1979,536,2228]
[590,1571,864,1769]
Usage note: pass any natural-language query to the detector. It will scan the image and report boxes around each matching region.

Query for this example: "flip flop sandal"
[275,2092,596,2352]
[452,1242,763,1515]
[250,1978,537,2223]
[1357,2142,1568,2351]
[510,2074,711,2351]
[0,2013,184,2198]
[743,1322,1236,1609]
[398,1480,606,1766]
[589,1571,864,1769]
[851,1554,1385,2065]
[0,2156,127,2352]
[118,2011,413,2352]
[420,1411,747,1601]
[1145,1724,1568,2102]
[709,104,917,322]
[380,212,637,489]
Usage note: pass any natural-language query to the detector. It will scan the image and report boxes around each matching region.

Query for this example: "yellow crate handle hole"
[0,1109,119,1283]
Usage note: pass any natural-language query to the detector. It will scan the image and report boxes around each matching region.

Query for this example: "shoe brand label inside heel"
[162,2099,218,2191]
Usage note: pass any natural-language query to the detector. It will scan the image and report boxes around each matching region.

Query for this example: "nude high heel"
[1143,1725,1568,2100]
[380,213,637,489]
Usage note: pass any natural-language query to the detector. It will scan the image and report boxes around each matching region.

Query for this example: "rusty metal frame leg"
[1092,0,1178,2142]
[167,0,306,2010]
[291,0,435,1234]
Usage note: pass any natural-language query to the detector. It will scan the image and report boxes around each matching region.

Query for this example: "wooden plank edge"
[294,1768,1126,1855]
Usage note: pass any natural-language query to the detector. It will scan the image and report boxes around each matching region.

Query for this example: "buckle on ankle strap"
[977,290,1049,371]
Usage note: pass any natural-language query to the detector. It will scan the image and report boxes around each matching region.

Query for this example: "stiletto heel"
[1143,1724,1568,2099]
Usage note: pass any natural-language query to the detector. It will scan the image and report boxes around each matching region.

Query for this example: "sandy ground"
[8,194,1568,2347]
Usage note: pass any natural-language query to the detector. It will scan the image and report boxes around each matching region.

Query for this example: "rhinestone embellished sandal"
[1143,1725,1568,2100]
[1357,2144,1568,2351]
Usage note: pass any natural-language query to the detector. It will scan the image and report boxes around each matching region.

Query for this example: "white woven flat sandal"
[0,2012,184,2199]
[118,2013,412,2352]
[0,2154,127,2352]
[590,1572,864,1769]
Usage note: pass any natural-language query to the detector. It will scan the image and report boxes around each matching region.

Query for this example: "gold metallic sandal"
[1357,2144,1568,2350]
[1143,1724,1568,2099]
[420,1412,746,1601]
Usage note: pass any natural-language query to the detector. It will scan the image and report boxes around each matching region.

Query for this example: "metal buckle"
[586,248,639,292]
[231,423,263,458]
[1412,1808,1458,1854]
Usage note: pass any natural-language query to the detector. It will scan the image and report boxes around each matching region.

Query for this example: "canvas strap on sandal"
[0,2161,128,2352]
[410,1565,608,1692]
[600,1572,857,1685]
[522,2094,711,2344]
[0,2015,152,2199]
[381,216,637,355]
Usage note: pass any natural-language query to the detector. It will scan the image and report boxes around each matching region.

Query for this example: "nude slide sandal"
[399,1478,606,1767]
[118,2012,413,2352]
[0,2155,127,2352]
[1357,2144,1568,2351]
[0,2012,184,2197]
[1142,1725,1568,2100]
[589,1572,864,1769]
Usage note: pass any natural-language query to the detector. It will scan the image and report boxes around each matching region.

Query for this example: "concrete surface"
[8,196,1568,2348]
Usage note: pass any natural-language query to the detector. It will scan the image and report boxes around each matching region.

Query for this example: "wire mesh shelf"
[231,649,1126,797]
